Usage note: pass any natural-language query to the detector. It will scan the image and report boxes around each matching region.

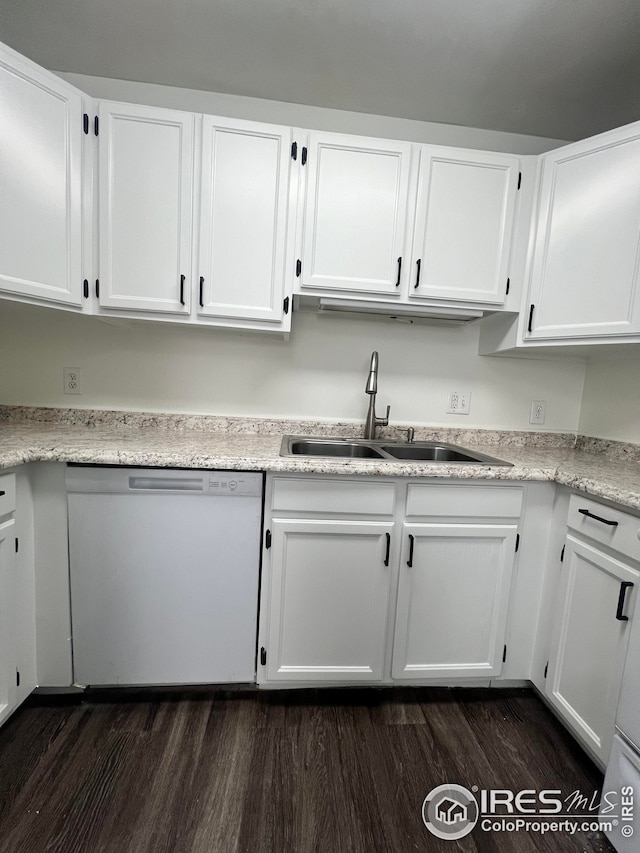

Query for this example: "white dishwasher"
[66,466,263,686]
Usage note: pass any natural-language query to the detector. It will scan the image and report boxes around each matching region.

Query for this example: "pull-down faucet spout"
[363,351,390,440]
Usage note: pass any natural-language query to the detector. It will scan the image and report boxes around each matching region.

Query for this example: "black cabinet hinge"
[506,278,510,295]
[515,533,520,552]
[16,670,20,687]
[544,661,549,679]
[95,279,100,299]
[301,146,307,166]
[94,115,99,136]
[560,545,565,562]
[83,113,89,135]
[502,645,507,663]
[296,259,302,278]
[14,538,18,553]
[265,529,272,549]
[517,172,522,190]
[260,647,267,666]
[283,296,290,315]
[83,279,89,299]
[291,141,298,161]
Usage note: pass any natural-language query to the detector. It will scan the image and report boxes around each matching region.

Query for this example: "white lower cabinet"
[263,519,394,682]
[258,476,522,686]
[0,517,17,725]
[392,523,517,679]
[545,534,638,766]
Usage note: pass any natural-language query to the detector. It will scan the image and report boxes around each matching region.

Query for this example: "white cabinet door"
[0,44,83,306]
[409,147,519,304]
[263,519,394,682]
[0,519,17,727]
[198,118,292,324]
[526,122,640,339]
[98,101,194,314]
[299,132,412,295]
[392,523,517,680]
[546,536,638,765]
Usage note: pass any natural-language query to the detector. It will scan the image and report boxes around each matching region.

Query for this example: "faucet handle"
[377,405,390,428]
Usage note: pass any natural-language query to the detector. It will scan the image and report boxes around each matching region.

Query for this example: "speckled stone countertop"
[1,406,640,511]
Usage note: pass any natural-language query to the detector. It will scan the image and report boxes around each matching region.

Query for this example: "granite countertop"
[1,407,640,511]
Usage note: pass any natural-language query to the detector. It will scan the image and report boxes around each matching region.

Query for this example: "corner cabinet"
[525,121,640,341]
[258,475,523,687]
[0,43,84,308]
[0,516,17,725]
[544,495,640,766]
[298,131,413,295]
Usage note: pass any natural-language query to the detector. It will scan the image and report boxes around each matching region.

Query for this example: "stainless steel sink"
[280,436,512,466]
[287,439,385,459]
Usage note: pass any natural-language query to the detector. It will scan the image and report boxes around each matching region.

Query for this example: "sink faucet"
[364,351,390,439]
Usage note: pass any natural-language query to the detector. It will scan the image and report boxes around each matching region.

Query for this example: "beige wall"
[579,358,640,442]
[0,301,586,431]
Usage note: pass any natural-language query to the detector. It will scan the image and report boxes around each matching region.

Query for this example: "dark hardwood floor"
[0,687,615,853]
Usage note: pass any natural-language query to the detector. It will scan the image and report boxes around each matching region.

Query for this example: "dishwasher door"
[67,467,263,686]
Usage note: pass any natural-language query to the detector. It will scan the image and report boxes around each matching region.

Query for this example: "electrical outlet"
[63,367,82,395]
[446,389,471,415]
[530,400,546,425]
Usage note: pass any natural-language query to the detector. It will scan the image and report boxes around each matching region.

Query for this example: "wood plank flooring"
[0,688,615,853]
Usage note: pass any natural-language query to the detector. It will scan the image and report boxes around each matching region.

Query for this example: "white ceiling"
[1,0,639,140]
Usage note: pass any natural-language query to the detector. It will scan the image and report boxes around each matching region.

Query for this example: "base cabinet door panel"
[0,45,83,306]
[392,523,517,679]
[526,122,640,340]
[546,536,638,765]
[264,519,394,682]
[98,101,194,314]
[198,118,292,324]
[0,519,17,726]
[409,147,519,304]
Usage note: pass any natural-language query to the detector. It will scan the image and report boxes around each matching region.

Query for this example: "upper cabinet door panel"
[98,102,194,314]
[198,118,291,322]
[300,132,412,294]
[410,147,519,304]
[0,45,83,306]
[526,123,640,340]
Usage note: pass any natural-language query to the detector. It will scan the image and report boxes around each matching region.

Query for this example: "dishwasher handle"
[128,476,205,492]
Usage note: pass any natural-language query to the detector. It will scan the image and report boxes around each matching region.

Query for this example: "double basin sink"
[280,436,512,466]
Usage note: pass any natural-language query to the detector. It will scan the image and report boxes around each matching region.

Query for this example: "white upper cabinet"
[299,131,412,295]
[409,147,520,304]
[525,121,640,340]
[98,101,195,314]
[0,43,83,306]
[198,118,292,324]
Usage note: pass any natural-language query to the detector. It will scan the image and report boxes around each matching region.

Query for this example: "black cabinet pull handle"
[395,257,402,287]
[414,258,421,289]
[199,276,204,308]
[578,508,618,527]
[407,534,414,567]
[83,279,89,299]
[616,581,634,621]
[179,274,185,306]
[0,491,5,497]
[527,304,535,332]
[95,279,100,299]
[384,533,391,567]
[301,146,307,165]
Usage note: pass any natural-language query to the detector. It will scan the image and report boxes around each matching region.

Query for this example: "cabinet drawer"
[0,473,16,517]
[271,477,396,516]
[406,484,523,518]
[567,494,640,561]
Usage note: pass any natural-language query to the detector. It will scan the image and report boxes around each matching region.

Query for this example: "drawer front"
[406,484,523,519]
[0,473,16,517]
[567,494,640,561]
[271,477,396,516]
